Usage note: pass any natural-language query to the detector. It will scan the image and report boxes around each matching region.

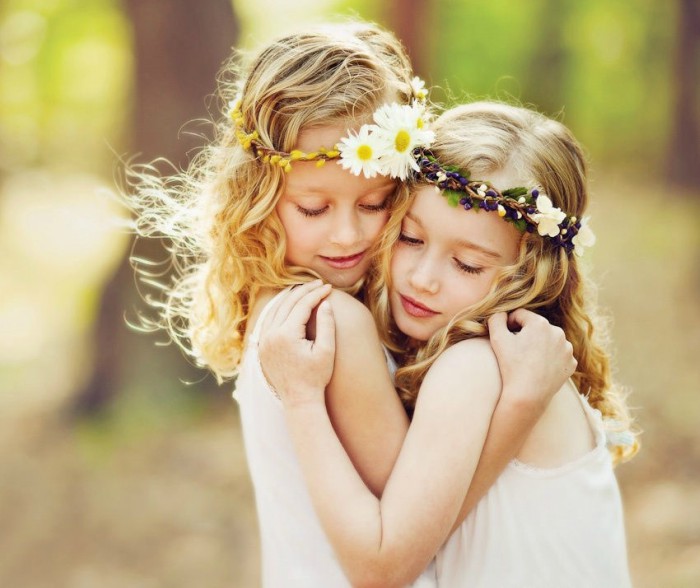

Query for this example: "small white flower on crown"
[572,218,596,257]
[532,194,567,237]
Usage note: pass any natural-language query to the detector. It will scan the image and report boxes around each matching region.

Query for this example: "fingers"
[487,312,509,344]
[285,283,333,337]
[506,308,546,331]
[267,279,326,326]
[313,300,336,356]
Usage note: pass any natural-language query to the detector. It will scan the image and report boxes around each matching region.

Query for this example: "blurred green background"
[1,0,699,586]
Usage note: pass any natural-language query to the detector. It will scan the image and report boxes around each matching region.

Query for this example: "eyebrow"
[405,212,503,260]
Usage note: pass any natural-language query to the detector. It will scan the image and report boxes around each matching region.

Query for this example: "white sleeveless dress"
[435,389,632,588]
[234,290,437,587]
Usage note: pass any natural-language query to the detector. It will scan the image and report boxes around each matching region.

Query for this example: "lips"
[321,251,366,270]
[399,294,439,318]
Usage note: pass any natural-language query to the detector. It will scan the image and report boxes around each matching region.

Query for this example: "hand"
[487,309,577,407]
[258,281,336,407]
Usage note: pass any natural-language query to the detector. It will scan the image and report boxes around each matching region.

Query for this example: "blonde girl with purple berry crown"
[260,102,638,587]
[127,22,579,587]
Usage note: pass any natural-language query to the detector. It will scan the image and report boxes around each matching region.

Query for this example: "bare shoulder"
[326,289,376,332]
[327,289,373,318]
[422,337,502,401]
[432,337,499,376]
[248,288,281,333]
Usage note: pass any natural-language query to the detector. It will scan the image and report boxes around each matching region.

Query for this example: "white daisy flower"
[338,125,385,178]
[410,76,428,101]
[372,103,435,179]
[532,194,566,237]
[572,218,596,256]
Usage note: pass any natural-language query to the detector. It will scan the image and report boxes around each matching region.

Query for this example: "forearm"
[452,387,545,530]
[284,401,395,585]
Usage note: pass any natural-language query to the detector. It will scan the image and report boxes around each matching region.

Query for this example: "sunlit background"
[1,0,699,586]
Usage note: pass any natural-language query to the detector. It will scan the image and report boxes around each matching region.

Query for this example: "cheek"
[365,211,390,241]
[389,246,409,282]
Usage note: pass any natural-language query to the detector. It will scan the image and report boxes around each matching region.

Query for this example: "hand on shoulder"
[487,309,577,408]
[257,281,336,406]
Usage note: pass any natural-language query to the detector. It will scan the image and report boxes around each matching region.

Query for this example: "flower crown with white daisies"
[228,77,594,256]
[228,76,433,178]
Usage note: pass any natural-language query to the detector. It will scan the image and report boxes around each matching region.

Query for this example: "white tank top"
[435,390,632,588]
[234,290,437,587]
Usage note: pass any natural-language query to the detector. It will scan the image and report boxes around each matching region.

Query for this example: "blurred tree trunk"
[524,0,569,116]
[666,0,700,188]
[70,0,238,417]
[384,0,431,79]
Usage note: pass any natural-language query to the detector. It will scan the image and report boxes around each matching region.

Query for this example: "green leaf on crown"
[445,190,461,207]
[512,218,528,233]
[502,187,528,198]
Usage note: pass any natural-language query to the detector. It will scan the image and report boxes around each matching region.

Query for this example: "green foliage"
[502,187,529,198]
[0,0,131,172]
[444,189,461,207]
[428,0,676,167]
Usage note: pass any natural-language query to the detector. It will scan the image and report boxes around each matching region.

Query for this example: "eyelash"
[361,198,390,213]
[454,259,484,275]
[296,205,328,217]
[399,233,484,275]
[296,198,389,218]
[398,232,422,246]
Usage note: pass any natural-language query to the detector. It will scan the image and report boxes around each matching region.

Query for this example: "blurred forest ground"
[1,0,699,587]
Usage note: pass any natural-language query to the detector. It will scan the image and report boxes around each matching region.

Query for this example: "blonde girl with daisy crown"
[127,21,578,586]
[259,102,638,587]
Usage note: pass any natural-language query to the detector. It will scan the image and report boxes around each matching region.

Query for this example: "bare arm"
[323,290,409,496]
[451,309,577,529]
[285,339,500,588]
[259,284,408,497]
[263,287,501,586]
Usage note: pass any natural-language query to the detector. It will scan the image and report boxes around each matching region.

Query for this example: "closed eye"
[360,198,390,213]
[296,205,328,217]
[454,258,484,275]
[398,232,422,245]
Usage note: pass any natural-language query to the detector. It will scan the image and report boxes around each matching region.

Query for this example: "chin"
[393,314,432,342]
[320,269,364,289]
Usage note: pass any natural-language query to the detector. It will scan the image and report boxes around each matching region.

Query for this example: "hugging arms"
[257,281,575,586]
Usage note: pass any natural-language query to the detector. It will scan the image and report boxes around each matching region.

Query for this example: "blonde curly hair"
[367,101,639,463]
[125,22,416,380]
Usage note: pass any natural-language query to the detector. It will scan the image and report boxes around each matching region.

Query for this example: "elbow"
[345,562,411,588]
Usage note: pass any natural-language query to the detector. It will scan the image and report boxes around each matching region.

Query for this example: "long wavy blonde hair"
[367,101,639,462]
[125,22,416,380]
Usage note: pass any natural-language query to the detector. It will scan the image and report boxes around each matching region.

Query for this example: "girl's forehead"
[296,124,348,152]
[284,157,396,197]
[409,185,521,259]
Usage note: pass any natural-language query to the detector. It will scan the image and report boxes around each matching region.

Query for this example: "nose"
[407,254,439,294]
[329,208,362,249]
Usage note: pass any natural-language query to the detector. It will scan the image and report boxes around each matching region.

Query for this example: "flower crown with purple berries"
[416,151,595,256]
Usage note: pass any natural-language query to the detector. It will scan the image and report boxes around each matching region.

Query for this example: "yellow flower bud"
[316,159,326,168]
[290,150,304,161]
[284,163,292,173]
[270,155,281,164]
